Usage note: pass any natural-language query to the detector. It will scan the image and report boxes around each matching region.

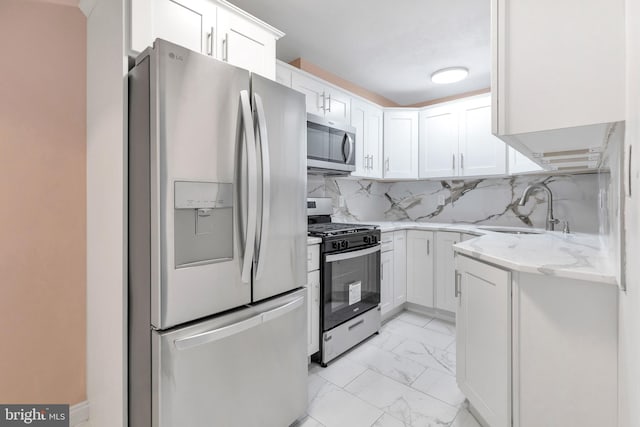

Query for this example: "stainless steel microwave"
[307,113,356,174]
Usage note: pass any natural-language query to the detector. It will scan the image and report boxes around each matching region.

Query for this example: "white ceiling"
[227,0,491,106]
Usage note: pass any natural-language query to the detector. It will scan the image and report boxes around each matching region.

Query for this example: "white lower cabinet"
[455,254,512,427]
[406,230,435,306]
[455,254,618,427]
[380,231,407,316]
[380,250,394,315]
[434,232,460,313]
[307,244,320,356]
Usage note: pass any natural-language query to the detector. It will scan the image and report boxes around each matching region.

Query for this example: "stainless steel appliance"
[307,198,381,366]
[128,39,307,427]
[306,113,356,174]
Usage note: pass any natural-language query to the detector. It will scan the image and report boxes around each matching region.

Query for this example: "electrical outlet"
[438,194,445,206]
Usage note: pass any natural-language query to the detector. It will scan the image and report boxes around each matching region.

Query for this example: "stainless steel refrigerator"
[128,39,308,427]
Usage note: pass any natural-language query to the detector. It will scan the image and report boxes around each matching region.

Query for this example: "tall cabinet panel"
[383,110,419,179]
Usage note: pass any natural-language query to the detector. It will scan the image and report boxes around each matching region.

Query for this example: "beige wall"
[0,0,86,404]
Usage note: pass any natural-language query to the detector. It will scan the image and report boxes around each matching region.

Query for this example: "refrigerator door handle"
[253,93,271,280]
[173,314,263,350]
[262,296,304,323]
[239,90,258,283]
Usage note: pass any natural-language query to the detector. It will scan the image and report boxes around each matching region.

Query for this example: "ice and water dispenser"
[174,181,233,267]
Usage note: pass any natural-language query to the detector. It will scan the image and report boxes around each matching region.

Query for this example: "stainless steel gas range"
[307,198,381,366]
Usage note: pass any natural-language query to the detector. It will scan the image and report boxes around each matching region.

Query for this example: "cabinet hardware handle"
[327,94,332,112]
[452,154,455,170]
[455,272,461,297]
[385,158,390,172]
[369,155,373,169]
[321,92,326,112]
[222,33,229,61]
[206,27,214,56]
[381,263,384,280]
[427,239,430,255]
[461,153,464,169]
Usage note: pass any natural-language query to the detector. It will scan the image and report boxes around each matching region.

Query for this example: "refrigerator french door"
[128,39,307,427]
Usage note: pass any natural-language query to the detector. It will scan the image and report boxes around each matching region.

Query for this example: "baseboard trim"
[70,400,89,426]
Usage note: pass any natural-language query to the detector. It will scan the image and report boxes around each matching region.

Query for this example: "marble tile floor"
[293,311,482,427]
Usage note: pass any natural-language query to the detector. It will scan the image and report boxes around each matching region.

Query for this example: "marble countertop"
[335,221,616,285]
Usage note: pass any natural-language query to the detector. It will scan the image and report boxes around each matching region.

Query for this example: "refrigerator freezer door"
[251,74,307,302]
[153,288,307,427]
[151,40,252,328]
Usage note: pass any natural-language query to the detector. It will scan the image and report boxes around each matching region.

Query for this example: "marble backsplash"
[308,173,603,233]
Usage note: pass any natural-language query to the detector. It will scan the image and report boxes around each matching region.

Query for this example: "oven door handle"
[325,244,381,262]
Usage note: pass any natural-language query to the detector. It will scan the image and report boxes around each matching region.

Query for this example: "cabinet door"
[508,146,543,175]
[406,230,434,307]
[307,270,320,356]
[291,72,326,116]
[366,106,384,179]
[435,232,460,313]
[350,99,369,177]
[217,7,276,79]
[456,255,511,427]
[131,0,215,54]
[380,251,395,315]
[383,110,419,179]
[324,88,351,123]
[418,105,459,178]
[459,96,507,177]
[393,231,407,307]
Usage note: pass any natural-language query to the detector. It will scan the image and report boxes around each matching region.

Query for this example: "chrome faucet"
[518,183,560,231]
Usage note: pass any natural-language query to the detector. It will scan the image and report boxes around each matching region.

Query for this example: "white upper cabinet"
[419,95,506,179]
[291,70,351,123]
[130,0,282,79]
[131,0,215,55]
[418,104,458,178]
[351,98,383,179]
[384,110,419,179]
[459,97,507,177]
[216,5,279,79]
[492,0,625,166]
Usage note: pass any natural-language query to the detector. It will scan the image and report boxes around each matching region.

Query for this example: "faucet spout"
[518,183,559,231]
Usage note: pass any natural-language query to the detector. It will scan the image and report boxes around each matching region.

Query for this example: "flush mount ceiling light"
[431,67,469,84]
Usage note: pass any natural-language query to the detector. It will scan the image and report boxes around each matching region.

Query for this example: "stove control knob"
[364,236,371,244]
[340,240,348,249]
[332,241,339,249]
[372,235,378,244]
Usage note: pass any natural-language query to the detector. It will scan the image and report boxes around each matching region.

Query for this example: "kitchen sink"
[477,226,544,235]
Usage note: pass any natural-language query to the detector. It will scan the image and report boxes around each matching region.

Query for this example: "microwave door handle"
[325,244,380,262]
[238,90,258,283]
[342,133,354,163]
[343,133,355,165]
[253,93,270,280]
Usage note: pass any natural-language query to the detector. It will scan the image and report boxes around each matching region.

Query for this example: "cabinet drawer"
[307,244,320,272]
[381,232,394,252]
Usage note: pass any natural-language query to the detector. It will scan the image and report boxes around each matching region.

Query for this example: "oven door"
[322,244,381,331]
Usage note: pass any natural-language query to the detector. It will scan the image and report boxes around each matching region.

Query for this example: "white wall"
[619,0,640,425]
[84,0,127,425]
